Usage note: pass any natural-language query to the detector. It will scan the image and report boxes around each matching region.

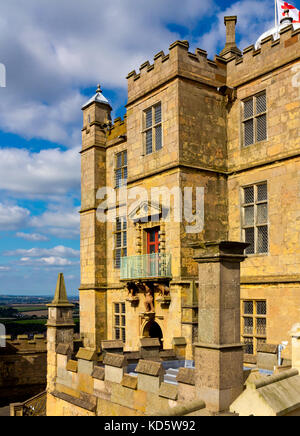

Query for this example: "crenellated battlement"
[126,40,227,105]
[107,114,127,142]
[51,340,202,416]
[227,24,300,87]
[0,334,47,355]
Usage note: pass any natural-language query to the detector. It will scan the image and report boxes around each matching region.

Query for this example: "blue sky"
[0,0,286,295]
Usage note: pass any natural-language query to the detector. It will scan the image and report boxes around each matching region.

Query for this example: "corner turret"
[46,274,74,395]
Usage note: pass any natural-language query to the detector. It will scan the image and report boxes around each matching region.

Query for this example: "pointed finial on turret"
[82,83,111,110]
[50,273,73,307]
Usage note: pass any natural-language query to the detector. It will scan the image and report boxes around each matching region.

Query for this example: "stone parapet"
[127,40,227,105]
[176,367,195,385]
[136,360,164,394]
[140,337,161,360]
[0,335,47,355]
[101,340,124,356]
[256,343,278,371]
[227,25,300,87]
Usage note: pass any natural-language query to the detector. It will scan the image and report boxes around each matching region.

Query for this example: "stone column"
[192,241,248,412]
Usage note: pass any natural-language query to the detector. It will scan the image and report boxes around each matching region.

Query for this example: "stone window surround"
[113,302,126,342]
[240,181,269,256]
[141,101,163,155]
[241,90,267,147]
[241,299,267,356]
[135,220,166,256]
[114,149,127,189]
[114,217,127,269]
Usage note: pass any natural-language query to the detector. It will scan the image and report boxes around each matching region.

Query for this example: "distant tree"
[0,307,18,318]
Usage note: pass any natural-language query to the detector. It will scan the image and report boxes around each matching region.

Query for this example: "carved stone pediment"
[128,201,162,223]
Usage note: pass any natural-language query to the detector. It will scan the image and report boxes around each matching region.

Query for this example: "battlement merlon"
[227,25,300,88]
[126,40,227,106]
[107,114,127,144]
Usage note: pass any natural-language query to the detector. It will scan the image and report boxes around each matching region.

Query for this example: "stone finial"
[50,273,73,306]
[96,84,102,94]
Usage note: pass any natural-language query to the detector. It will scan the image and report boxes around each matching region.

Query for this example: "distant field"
[12,305,48,312]
[6,319,47,325]
[4,318,79,326]
[2,318,80,336]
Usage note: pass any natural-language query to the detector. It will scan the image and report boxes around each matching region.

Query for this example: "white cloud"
[0,203,30,230]
[195,0,274,56]
[0,0,217,146]
[0,266,10,271]
[30,204,80,239]
[0,147,80,197]
[31,207,79,229]
[4,245,79,258]
[20,256,77,267]
[16,232,49,241]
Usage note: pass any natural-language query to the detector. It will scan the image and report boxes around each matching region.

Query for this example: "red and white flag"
[277,0,300,23]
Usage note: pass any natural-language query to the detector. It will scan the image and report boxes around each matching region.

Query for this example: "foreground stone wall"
[46,348,202,417]
[0,335,47,406]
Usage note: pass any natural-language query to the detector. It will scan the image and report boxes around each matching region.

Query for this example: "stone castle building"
[79,13,300,363]
[41,13,300,416]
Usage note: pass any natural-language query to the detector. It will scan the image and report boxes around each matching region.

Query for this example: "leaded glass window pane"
[145,109,152,128]
[244,206,254,226]
[256,93,266,114]
[244,119,254,146]
[244,99,253,119]
[245,228,255,254]
[244,301,254,315]
[257,225,268,253]
[244,186,254,204]
[146,130,152,154]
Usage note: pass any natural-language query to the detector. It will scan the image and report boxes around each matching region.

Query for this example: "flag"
[277,0,300,23]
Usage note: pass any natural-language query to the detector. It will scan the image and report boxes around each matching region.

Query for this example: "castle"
[78,13,300,363]
[41,12,300,416]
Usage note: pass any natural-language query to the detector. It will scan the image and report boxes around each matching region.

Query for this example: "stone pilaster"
[192,241,248,412]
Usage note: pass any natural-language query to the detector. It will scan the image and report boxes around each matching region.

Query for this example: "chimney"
[220,16,241,59]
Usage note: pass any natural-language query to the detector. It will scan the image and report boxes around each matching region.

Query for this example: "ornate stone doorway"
[143,320,163,347]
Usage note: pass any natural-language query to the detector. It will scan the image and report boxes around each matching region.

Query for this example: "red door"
[146,228,160,277]
[147,228,160,254]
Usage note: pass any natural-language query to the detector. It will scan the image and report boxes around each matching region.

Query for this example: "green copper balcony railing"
[120,253,172,280]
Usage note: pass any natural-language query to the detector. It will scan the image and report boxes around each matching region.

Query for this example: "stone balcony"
[120,253,172,281]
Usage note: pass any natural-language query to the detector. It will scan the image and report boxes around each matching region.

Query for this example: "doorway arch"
[143,320,163,347]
